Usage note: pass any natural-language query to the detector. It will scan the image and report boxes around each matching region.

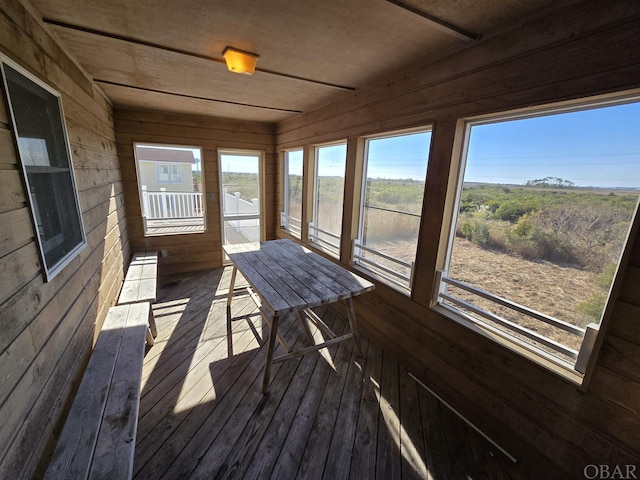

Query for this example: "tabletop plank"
[224,239,374,317]
[257,242,348,302]
[239,247,316,310]
[275,239,375,294]
[224,244,294,315]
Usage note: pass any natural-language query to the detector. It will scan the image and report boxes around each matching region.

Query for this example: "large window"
[435,98,640,374]
[134,143,205,236]
[353,128,432,293]
[1,60,86,281]
[280,148,303,238]
[309,142,347,257]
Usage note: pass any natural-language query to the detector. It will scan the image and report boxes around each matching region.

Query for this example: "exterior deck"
[135,267,533,479]
[145,218,205,236]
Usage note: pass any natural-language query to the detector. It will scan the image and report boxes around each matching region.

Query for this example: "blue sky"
[465,101,640,188]
[316,144,347,176]
[220,100,640,189]
[312,132,432,180]
[294,101,640,189]
[220,154,259,175]
[366,132,431,180]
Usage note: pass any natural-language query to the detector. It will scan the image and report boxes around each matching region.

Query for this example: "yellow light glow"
[222,47,259,75]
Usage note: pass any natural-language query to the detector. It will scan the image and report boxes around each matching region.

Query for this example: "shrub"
[458,218,490,246]
[505,214,578,263]
[487,223,508,250]
[596,263,617,290]
[577,293,607,326]
[494,200,537,222]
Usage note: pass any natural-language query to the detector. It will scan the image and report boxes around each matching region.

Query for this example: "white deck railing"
[222,189,260,243]
[142,187,204,220]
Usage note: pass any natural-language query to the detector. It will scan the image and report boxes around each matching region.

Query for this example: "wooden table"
[224,239,375,393]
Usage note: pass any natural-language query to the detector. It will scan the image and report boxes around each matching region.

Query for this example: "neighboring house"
[136,146,196,193]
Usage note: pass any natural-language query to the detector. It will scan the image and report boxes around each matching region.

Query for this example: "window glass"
[2,62,86,280]
[310,143,347,256]
[281,148,303,237]
[157,164,182,183]
[354,129,432,292]
[134,144,205,236]
[437,99,640,369]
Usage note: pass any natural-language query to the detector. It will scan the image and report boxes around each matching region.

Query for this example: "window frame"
[432,93,640,383]
[1,56,87,282]
[280,147,303,238]
[308,140,348,258]
[353,126,433,295]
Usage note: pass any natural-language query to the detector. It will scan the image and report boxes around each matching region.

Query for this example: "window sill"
[279,227,301,240]
[351,262,412,297]
[431,304,584,386]
[306,240,340,260]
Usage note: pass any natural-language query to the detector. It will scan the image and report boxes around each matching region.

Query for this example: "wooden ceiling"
[30,0,577,123]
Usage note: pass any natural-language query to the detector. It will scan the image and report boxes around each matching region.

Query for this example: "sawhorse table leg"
[262,313,280,393]
[346,298,363,357]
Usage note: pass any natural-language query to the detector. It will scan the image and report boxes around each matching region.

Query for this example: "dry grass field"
[385,238,601,355]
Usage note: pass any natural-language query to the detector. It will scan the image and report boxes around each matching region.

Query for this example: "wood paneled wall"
[276,0,640,477]
[114,108,276,276]
[0,1,127,478]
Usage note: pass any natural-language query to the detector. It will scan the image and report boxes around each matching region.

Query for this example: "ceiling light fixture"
[222,47,259,75]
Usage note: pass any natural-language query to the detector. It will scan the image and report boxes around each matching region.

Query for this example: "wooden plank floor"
[134,267,533,480]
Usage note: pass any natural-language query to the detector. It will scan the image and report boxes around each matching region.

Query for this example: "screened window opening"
[281,148,303,238]
[354,129,432,293]
[2,61,86,281]
[134,144,205,236]
[219,150,263,253]
[434,98,640,373]
[310,142,347,257]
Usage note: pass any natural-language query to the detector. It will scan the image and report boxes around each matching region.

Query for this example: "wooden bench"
[117,250,158,346]
[45,303,151,479]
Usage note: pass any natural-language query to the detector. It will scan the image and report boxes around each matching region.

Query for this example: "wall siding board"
[590,366,640,417]
[115,118,274,145]
[0,293,97,479]
[0,207,33,258]
[608,301,640,345]
[619,265,640,305]
[0,208,125,415]
[114,108,276,275]
[0,2,125,477]
[0,7,44,76]
[276,1,640,476]
[0,128,18,164]
[1,331,92,480]
[0,169,27,207]
[597,335,640,384]
[0,242,41,306]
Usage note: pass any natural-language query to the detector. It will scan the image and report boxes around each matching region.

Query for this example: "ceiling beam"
[383,0,480,42]
[43,19,356,91]
[95,79,303,113]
